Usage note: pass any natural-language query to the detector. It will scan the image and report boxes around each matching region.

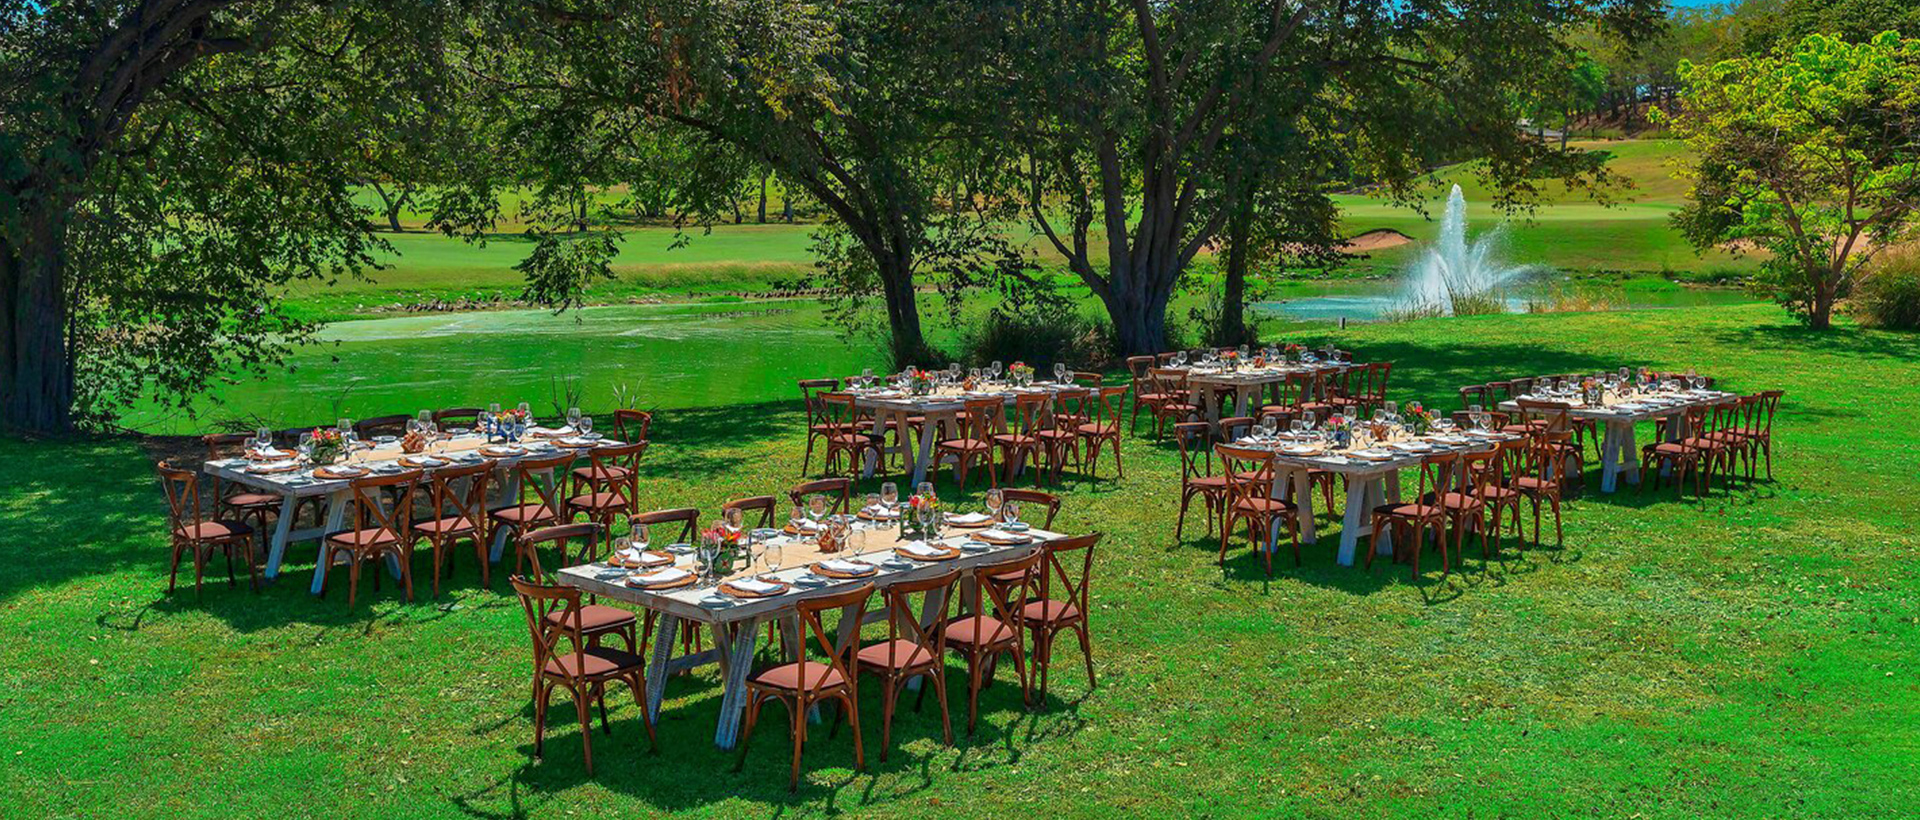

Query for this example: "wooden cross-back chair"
[1076,385,1127,479]
[510,574,654,776]
[936,397,1002,489]
[433,407,484,430]
[626,507,705,659]
[1021,532,1101,702]
[320,469,422,607]
[415,459,495,593]
[353,414,410,439]
[787,477,853,515]
[199,433,284,543]
[1036,387,1089,485]
[798,378,844,476]
[517,522,639,655]
[722,496,777,529]
[1216,445,1300,574]
[818,392,879,477]
[951,549,1043,734]
[1146,368,1197,438]
[993,392,1052,484]
[1369,453,1450,581]
[854,569,959,761]
[156,462,258,595]
[736,582,875,791]
[1173,422,1228,539]
[493,451,576,579]
[566,441,647,531]
[1125,355,1167,433]
[611,409,653,442]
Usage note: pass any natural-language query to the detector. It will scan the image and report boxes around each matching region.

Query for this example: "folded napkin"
[559,436,594,446]
[405,456,448,466]
[248,447,291,459]
[527,425,574,437]
[820,559,874,575]
[946,512,991,525]
[862,505,899,518]
[790,519,822,532]
[249,459,300,473]
[977,528,1028,542]
[633,568,689,587]
[900,542,948,559]
[616,546,653,563]
[729,578,782,595]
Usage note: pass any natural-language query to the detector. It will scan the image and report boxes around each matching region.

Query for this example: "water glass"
[880,481,899,510]
[1003,501,1022,527]
[985,488,1004,519]
[631,522,649,553]
[579,416,593,436]
[567,407,582,428]
[763,540,784,578]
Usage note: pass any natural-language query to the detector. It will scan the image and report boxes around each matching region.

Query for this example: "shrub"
[954,308,1115,370]
[1854,248,1920,330]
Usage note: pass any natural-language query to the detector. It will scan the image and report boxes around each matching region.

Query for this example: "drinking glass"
[1290,419,1309,437]
[298,431,315,462]
[864,493,881,516]
[1003,501,1022,527]
[517,402,532,415]
[807,494,828,529]
[487,403,501,415]
[1259,416,1278,438]
[790,501,807,529]
[567,407,582,428]
[1054,363,1068,383]
[763,539,784,578]
[337,418,352,435]
[916,481,935,501]
[724,505,745,534]
[255,427,273,452]
[880,481,899,510]
[631,521,650,553]
[985,487,1005,519]
[990,361,1003,380]
[915,502,936,536]
[694,542,717,587]
[578,416,593,437]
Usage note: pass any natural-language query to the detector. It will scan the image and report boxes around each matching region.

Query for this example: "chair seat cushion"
[991,434,1036,448]
[1231,496,1296,516]
[414,515,477,536]
[490,503,554,524]
[1374,503,1442,518]
[1157,403,1199,415]
[326,527,401,548]
[855,639,936,671]
[174,520,254,541]
[567,491,626,511]
[1510,476,1558,491]
[1186,475,1230,491]
[1477,486,1521,501]
[1075,422,1118,436]
[224,493,282,510]
[572,465,632,484]
[544,646,646,678]
[543,603,636,634]
[1020,599,1082,625]
[937,439,990,452]
[750,661,847,692]
[828,433,874,447]
[1645,442,1696,456]
[944,616,1017,647]
[1436,492,1483,510]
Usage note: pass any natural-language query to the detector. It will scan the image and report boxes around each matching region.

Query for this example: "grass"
[5,303,1918,818]
[297,140,1749,322]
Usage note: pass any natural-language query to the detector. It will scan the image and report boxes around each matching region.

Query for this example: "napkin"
[900,542,948,559]
[729,578,782,595]
[633,568,689,586]
[790,519,822,532]
[946,512,991,525]
[248,447,291,459]
[616,546,651,563]
[528,425,573,437]
[406,456,448,467]
[977,528,1028,542]
[862,505,899,518]
[250,459,300,473]
[559,437,594,447]
[820,559,874,575]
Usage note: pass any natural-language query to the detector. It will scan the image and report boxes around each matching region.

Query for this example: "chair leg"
[789,696,806,791]
[844,691,864,772]
[533,679,553,760]
[573,685,596,776]
[934,669,954,746]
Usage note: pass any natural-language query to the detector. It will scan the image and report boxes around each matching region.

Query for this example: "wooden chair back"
[875,570,958,669]
[1459,383,1493,410]
[585,441,647,513]
[1172,422,1214,483]
[1368,361,1394,400]
[518,522,604,581]
[1514,399,1573,435]
[1218,416,1255,440]
[343,469,422,540]
[788,478,852,514]
[511,574,589,679]
[425,460,495,527]
[433,407,484,430]
[1148,368,1189,401]
[632,507,700,544]
[970,549,1043,644]
[1215,445,1275,509]
[1010,392,1052,436]
[790,582,875,694]
[820,392,860,429]
[511,451,577,513]
[1072,371,1104,388]
[612,409,654,442]
[1001,488,1061,529]
[1036,532,1100,619]
[958,397,1004,440]
[799,379,840,428]
[354,414,411,439]
[721,496,776,529]
[1051,387,1091,428]
[155,462,206,533]
[1089,386,1126,432]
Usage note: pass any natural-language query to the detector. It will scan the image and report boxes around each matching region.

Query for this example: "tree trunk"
[1809,274,1836,330]
[757,173,769,223]
[1219,201,1251,347]
[783,195,794,223]
[873,253,932,367]
[1101,272,1170,357]
[2,214,75,434]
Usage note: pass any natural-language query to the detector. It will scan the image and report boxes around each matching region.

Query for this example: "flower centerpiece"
[484,407,530,442]
[1007,362,1035,387]
[1581,377,1603,407]
[305,428,346,465]
[700,525,745,580]
[1404,401,1436,436]
[1326,416,1353,449]
[908,368,936,396]
[1220,349,1240,372]
[904,491,940,539]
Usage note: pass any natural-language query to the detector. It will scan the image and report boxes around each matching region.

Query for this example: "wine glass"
[880,481,899,511]
[694,540,717,587]
[807,493,828,531]
[1259,416,1278,439]
[566,406,582,429]
[916,481,935,500]
[789,500,807,529]
[990,361,1003,381]
[630,521,650,555]
[1003,501,1022,528]
[298,431,315,462]
[578,416,593,437]
[864,493,881,518]
[254,427,273,454]
[1053,363,1068,383]
[985,487,1005,520]
[915,500,936,536]
[724,505,745,535]
[762,539,784,579]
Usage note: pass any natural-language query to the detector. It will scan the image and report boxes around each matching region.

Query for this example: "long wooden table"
[1229,431,1513,565]
[556,521,1058,750]
[1499,388,1736,493]
[850,383,1079,486]
[1172,362,1356,428]
[203,431,616,592]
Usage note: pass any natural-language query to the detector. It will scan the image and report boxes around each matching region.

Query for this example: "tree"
[1000,0,1663,356]
[1663,32,1920,329]
[0,2,466,434]
[457,0,1009,366]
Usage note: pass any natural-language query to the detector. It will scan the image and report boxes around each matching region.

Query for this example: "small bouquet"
[305,428,346,465]
[904,492,940,539]
[1219,349,1240,371]
[485,407,530,442]
[1581,378,1603,407]
[908,368,936,396]
[1404,401,1436,436]
[700,525,744,578]
[1325,416,1353,449]
[1007,362,1035,386]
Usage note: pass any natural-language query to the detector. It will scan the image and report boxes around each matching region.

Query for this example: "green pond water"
[1255,277,1756,321]
[128,279,1755,435]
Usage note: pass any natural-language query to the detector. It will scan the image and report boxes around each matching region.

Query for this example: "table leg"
[264,494,300,579]
[1600,421,1625,493]
[1204,385,1222,429]
[910,414,939,487]
[710,619,760,750]
[307,489,349,594]
[644,614,679,723]
[1621,422,1642,485]
[861,410,888,477]
[1284,465,1318,545]
[1335,476,1379,566]
[1235,386,1256,420]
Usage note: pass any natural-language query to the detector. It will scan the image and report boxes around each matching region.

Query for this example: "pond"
[1254,277,1755,322]
[127,301,895,435]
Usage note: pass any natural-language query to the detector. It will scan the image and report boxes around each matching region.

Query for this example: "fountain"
[1400,184,1538,314]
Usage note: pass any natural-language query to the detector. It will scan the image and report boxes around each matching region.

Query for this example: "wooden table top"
[203,430,624,497]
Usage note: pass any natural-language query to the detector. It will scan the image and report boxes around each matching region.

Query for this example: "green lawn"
[5,303,1917,818]
[299,140,1752,322]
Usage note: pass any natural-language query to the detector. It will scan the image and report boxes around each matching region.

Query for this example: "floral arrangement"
[484,407,530,441]
[306,428,346,465]
[908,368,936,395]
[700,525,744,577]
[904,492,941,538]
[1324,415,1353,448]
[1404,401,1436,436]
[1007,362,1034,385]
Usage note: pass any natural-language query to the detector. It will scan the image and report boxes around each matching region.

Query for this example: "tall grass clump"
[1854,247,1920,330]
[955,309,1115,370]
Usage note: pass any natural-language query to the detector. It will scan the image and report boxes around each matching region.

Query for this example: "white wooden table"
[556,523,1058,749]
[203,432,616,592]
[1177,362,1355,428]
[850,383,1077,486]
[1499,389,1735,493]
